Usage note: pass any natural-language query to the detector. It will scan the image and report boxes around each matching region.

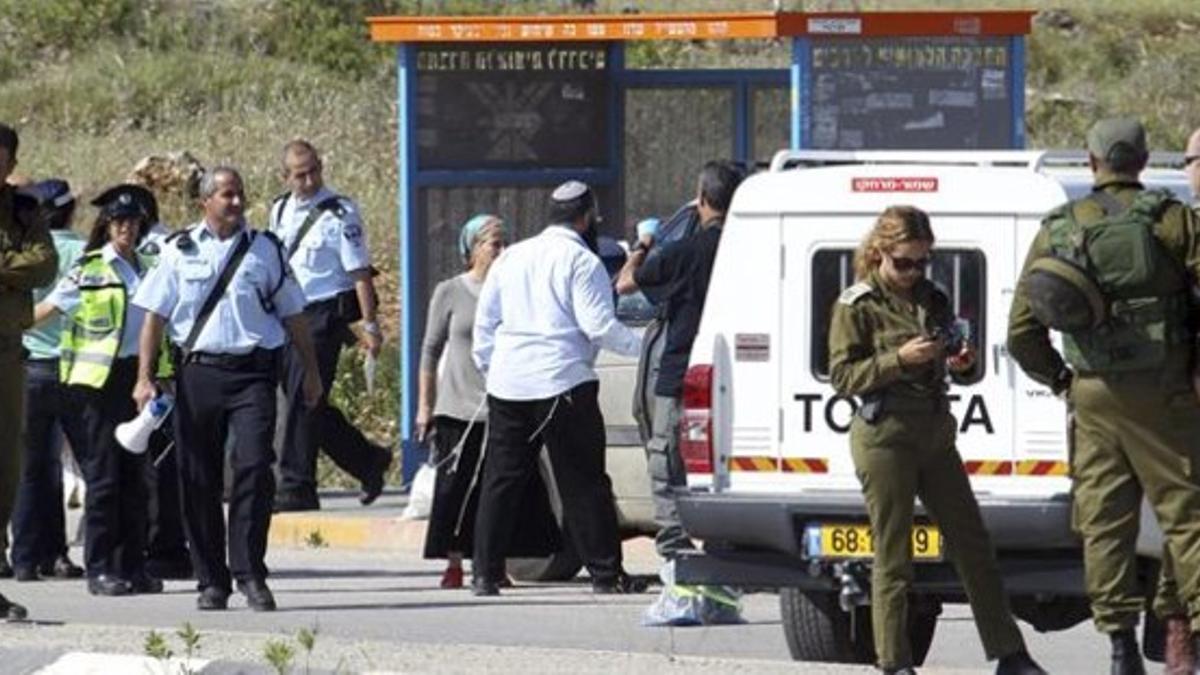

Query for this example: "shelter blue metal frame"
[394,37,1026,482]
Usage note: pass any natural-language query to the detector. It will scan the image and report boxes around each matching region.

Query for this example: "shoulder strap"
[182,232,254,353]
[284,195,343,261]
[271,192,290,231]
[1090,190,1127,218]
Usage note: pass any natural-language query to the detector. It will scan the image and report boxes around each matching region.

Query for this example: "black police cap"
[92,183,157,222]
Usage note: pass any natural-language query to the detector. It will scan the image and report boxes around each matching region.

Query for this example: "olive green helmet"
[1025,257,1107,332]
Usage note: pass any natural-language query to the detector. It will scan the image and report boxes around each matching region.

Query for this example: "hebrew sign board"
[416,43,610,170]
[806,36,1014,149]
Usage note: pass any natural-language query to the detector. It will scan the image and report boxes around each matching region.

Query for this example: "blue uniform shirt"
[46,243,148,359]
[24,230,86,360]
[132,221,306,355]
[269,186,371,303]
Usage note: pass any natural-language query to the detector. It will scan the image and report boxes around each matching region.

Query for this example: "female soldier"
[828,206,1043,675]
[418,214,506,588]
[34,190,164,596]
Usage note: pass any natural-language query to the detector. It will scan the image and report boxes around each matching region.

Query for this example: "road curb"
[268,513,427,552]
[268,508,662,565]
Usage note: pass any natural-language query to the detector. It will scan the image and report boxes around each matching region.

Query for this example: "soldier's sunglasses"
[887,254,929,273]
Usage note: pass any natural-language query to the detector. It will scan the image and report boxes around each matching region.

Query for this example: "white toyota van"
[643,150,1191,664]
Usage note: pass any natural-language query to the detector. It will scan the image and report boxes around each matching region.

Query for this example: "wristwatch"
[362,321,382,336]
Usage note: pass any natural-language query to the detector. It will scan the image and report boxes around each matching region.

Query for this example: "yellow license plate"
[815,523,942,561]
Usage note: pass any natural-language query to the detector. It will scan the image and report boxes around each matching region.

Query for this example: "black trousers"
[71,358,147,579]
[144,424,188,563]
[11,359,86,570]
[175,353,277,591]
[473,381,622,583]
[278,298,379,495]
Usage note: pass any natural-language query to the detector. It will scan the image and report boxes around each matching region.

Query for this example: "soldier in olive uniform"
[1008,118,1200,674]
[830,206,1042,675]
[0,123,58,619]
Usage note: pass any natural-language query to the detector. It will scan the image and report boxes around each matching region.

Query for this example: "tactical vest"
[1043,189,1190,373]
[58,251,171,388]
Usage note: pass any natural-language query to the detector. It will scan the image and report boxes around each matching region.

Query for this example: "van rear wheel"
[780,589,938,665]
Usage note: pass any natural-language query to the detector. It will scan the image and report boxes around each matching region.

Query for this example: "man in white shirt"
[470,180,645,596]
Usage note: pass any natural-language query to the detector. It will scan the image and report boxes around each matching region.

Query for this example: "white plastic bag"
[400,462,437,521]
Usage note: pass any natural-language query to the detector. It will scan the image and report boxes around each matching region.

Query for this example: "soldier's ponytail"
[852,205,935,280]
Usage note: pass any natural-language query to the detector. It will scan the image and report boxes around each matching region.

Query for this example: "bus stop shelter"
[366,10,1035,480]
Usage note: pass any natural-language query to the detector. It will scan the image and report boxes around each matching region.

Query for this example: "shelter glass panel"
[752,85,790,166]
[623,87,733,226]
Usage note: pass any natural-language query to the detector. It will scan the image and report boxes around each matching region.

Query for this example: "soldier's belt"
[881,395,949,414]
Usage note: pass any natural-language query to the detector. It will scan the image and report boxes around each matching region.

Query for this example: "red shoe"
[440,566,463,589]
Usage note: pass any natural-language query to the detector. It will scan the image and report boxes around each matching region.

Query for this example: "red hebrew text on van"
[851,177,940,192]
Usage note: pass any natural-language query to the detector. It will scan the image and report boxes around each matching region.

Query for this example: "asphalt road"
[0,546,1118,673]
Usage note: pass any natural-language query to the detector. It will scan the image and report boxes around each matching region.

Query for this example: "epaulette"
[316,195,347,218]
[838,282,874,306]
[259,229,283,247]
[166,227,197,252]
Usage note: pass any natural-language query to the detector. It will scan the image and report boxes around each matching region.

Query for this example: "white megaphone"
[116,394,174,455]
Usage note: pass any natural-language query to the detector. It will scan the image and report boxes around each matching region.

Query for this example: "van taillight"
[679,364,714,475]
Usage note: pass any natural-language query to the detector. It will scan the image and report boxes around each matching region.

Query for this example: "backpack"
[1027,188,1190,373]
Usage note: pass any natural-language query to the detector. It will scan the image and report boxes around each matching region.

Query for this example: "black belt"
[180,348,278,372]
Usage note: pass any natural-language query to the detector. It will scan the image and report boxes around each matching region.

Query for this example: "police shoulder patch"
[838,282,874,305]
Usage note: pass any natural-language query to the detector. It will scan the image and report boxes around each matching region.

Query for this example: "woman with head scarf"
[418,214,507,588]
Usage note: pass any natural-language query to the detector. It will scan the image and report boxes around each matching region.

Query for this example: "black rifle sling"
[284,196,342,261]
[182,231,254,353]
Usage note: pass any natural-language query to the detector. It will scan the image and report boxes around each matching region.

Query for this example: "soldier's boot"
[995,649,1047,674]
[880,668,917,675]
[1163,616,1194,675]
[1110,629,1146,675]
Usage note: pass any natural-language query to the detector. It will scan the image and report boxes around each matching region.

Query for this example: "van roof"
[731,150,1192,218]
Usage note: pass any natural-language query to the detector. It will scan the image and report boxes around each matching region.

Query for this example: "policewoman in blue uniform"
[92,184,192,581]
[132,166,322,612]
[33,188,163,596]
[268,139,390,512]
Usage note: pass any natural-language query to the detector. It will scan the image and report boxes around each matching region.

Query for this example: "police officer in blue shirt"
[268,140,390,512]
[132,166,322,612]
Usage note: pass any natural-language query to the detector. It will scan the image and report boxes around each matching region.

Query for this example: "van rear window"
[810,248,986,384]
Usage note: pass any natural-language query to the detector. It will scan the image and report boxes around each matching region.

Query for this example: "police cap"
[23,179,75,209]
[92,183,156,222]
[1087,117,1148,168]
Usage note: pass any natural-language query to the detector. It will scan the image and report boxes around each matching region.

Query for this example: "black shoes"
[592,573,649,595]
[0,593,27,621]
[40,554,85,579]
[129,573,164,595]
[1110,629,1146,675]
[360,446,393,506]
[471,578,500,597]
[274,489,320,513]
[87,574,132,597]
[237,579,277,612]
[881,668,917,675]
[996,649,1047,675]
[197,586,230,611]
